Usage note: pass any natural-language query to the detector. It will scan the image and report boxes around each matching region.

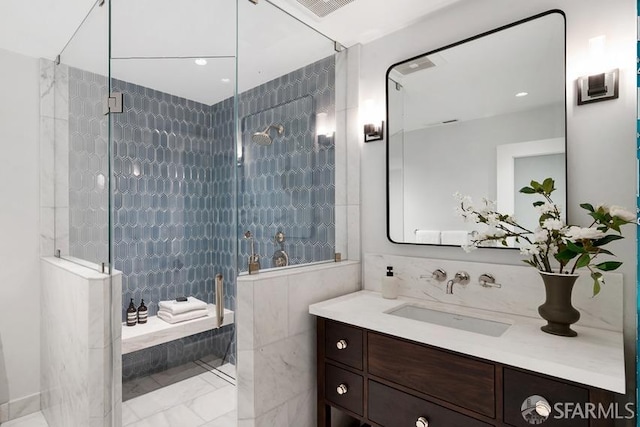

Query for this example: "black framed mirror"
[386,10,566,247]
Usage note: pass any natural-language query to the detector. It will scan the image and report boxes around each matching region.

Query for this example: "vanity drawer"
[368,332,495,418]
[325,320,363,370]
[503,368,589,427]
[368,380,492,427]
[325,363,364,416]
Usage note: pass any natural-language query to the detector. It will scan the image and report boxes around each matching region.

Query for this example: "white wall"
[0,47,41,412]
[358,0,636,407]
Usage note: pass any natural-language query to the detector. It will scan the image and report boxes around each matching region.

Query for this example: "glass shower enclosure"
[47,0,338,424]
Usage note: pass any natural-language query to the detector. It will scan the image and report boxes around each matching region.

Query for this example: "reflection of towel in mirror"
[441,230,469,246]
[158,297,207,315]
[157,309,208,324]
[415,230,440,244]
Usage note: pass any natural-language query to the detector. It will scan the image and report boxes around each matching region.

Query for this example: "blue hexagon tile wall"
[68,54,335,379]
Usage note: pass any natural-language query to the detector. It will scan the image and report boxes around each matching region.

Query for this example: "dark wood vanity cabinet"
[317,318,616,427]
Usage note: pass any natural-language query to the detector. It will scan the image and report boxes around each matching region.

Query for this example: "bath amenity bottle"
[381,266,399,299]
[126,299,137,326]
[137,299,148,324]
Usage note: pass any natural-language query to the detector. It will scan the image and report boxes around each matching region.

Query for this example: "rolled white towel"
[415,230,440,244]
[158,297,207,315]
[441,230,469,246]
[157,308,208,324]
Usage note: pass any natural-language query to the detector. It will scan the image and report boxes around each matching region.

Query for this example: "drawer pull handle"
[336,383,348,395]
[415,416,429,427]
[336,339,348,350]
[535,397,552,417]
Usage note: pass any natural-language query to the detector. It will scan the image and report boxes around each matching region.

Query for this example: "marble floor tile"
[122,375,163,401]
[186,384,236,422]
[201,411,237,427]
[126,376,217,419]
[199,370,235,389]
[150,361,208,387]
[125,404,205,427]
[122,402,140,426]
[1,411,49,427]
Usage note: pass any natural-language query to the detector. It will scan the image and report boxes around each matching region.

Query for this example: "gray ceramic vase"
[537,271,581,337]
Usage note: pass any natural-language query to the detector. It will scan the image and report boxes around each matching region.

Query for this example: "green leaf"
[555,249,578,261]
[580,203,595,212]
[575,253,591,269]
[596,248,615,256]
[520,186,536,194]
[530,180,542,190]
[532,201,545,207]
[591,271,603,297]
[593,234,624,246]
[542,178,555,194]
[566,240,585,253]
[594,261,623,271]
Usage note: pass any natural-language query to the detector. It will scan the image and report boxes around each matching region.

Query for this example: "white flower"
[537,202,559,215]
[542,218,564,231]
[564,226,606,241]
[534,228,548,242]
[453,192,472,206]
[479,227,505,240]
[462,211,479,223]
[481,198,496,209]
[595,203,609,213]
[520,243,540,256]
[608,205,635,222]
[486,213,500,226]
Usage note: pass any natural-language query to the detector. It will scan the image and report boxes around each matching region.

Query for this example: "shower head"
[251,124,284,146]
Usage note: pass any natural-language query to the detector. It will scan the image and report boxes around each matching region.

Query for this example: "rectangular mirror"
[386,10,566,247]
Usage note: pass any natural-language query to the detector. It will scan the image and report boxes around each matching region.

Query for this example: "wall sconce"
[576,69,619,105]
[364,121,384,142]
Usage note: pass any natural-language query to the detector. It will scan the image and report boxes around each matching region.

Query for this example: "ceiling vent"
[295,0,356,18]
[395,56,437,76]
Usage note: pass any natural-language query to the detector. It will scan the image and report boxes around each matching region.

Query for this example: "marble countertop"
[309,290,625,394]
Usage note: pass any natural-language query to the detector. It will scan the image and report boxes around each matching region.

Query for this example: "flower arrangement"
[455,178,635,296]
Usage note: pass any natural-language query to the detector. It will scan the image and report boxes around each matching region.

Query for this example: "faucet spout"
[446,280,454,294]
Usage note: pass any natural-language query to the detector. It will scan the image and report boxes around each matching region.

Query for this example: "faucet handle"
[419,268,447,282]
[454,271,470,285]
[479,273,502,288]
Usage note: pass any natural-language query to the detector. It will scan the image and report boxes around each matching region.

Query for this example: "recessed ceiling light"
[195,58,207,66]
[221,78,231,83]
[515,92,528,97]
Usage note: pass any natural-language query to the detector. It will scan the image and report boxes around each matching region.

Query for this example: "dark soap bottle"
[126,298,137,326]
[137,299,148,324]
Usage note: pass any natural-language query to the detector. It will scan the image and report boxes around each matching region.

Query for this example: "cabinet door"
[325,364,364,416]
[325,320,363,370]
[368,380,492,427]
[503,368,589,427]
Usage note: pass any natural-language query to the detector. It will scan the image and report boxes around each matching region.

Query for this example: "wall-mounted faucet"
[478,273,502,288]
[420,268,447,283]
[446,271,470,294]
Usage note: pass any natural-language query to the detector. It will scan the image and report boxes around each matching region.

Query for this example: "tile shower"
[64,55,336,380]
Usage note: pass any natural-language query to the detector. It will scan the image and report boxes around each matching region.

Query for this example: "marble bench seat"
[121,304,234,354]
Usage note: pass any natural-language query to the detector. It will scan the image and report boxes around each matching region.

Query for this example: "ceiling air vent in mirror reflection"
[296,0,356,18]
[395,56,437,75]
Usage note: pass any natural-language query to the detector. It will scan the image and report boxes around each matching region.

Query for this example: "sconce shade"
[577,69,618,105]
[364,121,384,142]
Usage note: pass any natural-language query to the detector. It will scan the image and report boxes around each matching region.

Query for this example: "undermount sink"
[386,304,511,337]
